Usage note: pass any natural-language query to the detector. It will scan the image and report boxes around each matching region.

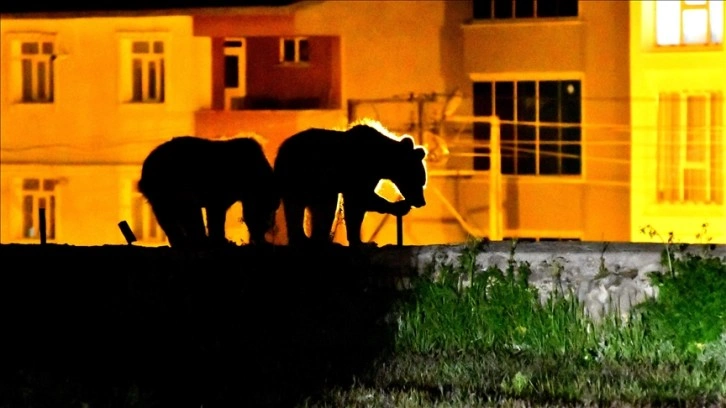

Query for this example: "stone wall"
[370,241,726,323]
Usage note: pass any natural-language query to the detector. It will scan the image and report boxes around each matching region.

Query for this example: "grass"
[303,239,726,407]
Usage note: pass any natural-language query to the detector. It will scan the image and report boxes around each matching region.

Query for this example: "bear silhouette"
[274,121,427,247]
[138,136,279,248]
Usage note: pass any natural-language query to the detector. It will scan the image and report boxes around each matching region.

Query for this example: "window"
[473,80,582,175]
[656,0,723,46]
[224,38,246,110]
[279,37,310,63]
[474,0,578,19]
[657,91,723,204]
[121,39,165,103]
[131,182,166,243]
[10,36,56,103]
[21,178,57,240]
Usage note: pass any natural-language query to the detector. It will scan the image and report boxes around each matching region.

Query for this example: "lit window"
[279,37,309,63]
[131,182,167,243]
[473,0,578,19]
[656,0,723,46]
[21,178,57,240]
[473,80,582,175]
[657,91,723,204]
[10,37,55,103]
[122,39,165,103]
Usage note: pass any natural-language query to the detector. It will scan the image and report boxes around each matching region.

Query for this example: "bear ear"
[400,136,414,149]
[414,147,426,160]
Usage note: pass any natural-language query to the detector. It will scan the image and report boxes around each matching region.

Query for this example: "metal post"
[39,207,47,245]
[489,117,503,241]
[396,215,403,246]
[118,220,137,245]
[417,96,425,146]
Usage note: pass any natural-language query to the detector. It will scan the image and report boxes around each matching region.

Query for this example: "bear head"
[390,136,427,208]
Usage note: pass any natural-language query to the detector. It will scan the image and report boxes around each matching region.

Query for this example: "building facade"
[1,0,724,246]
[630,0,725,244]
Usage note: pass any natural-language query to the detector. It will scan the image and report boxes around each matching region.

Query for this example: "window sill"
[646,201,725,217]
[646,43,723,53]
[14,238,57,244]
[275,62,310,68]
[463,16,582,28]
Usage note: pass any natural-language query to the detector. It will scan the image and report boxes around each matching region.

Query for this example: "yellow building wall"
[629,1,726,244]
[0,15,212,245]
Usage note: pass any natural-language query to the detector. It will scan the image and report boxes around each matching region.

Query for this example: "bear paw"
[389,200,412,217]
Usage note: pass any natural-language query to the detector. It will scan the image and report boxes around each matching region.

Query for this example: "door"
[224,38,246,110]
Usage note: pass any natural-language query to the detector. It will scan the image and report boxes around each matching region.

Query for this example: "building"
[629,0,725,244]
[1,0,724,247]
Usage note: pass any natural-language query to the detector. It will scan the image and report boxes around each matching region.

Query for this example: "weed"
[384,238,726,406]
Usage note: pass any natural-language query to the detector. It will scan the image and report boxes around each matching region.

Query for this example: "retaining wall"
[370,241,726,323]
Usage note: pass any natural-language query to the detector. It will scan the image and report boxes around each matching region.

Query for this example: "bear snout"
[408,196,426,208]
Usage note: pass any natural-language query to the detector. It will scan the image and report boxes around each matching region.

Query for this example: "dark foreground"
[0,243,403,408]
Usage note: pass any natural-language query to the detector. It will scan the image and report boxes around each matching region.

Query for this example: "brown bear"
[273,120,427,247]
[138,136,279,248]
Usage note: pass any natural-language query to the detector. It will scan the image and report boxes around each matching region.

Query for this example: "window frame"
[224,37,246,110]
[472,78,583,176]
[118,32,169,104]
[7,32,57,104]
[654,0,724,47]
[18,177,59,242]
[473,0,579,20]
[656,90,724,205]
[278,37,310,65]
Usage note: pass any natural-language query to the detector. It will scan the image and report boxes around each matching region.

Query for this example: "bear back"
[139,136,276,205]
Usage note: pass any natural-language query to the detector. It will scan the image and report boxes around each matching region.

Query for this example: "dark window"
[473,0,492,19]
[515,0,534,18]
[474,0,577,19]
[538,0,578,18]
[224,40,243,48]
[472,79,582,175]
[148,61,157,100]
[225,55,240,88]
[283,39,296,62]
[132,59,143,102]
[494,0,513,18]
[473,82,493,170]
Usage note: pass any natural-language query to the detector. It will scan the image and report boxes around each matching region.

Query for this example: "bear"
[138,135,280,249]
[273,120,427,247]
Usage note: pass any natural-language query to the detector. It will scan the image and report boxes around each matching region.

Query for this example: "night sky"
[0,0,301,14]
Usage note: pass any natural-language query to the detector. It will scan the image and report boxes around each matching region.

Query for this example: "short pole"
[39,207,46,245]
[396,215,403,247]
[118,220,137,245]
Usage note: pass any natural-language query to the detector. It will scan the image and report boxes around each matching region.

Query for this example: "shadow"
[0,243,401,407]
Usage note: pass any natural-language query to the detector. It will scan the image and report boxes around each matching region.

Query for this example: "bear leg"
[243,202,274,245]
[281,197,308,246]
[205,204,229,246]
[341,196,366,247]
[147,200,188,248]
[175,205,209,248]
[308,194,339,243]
